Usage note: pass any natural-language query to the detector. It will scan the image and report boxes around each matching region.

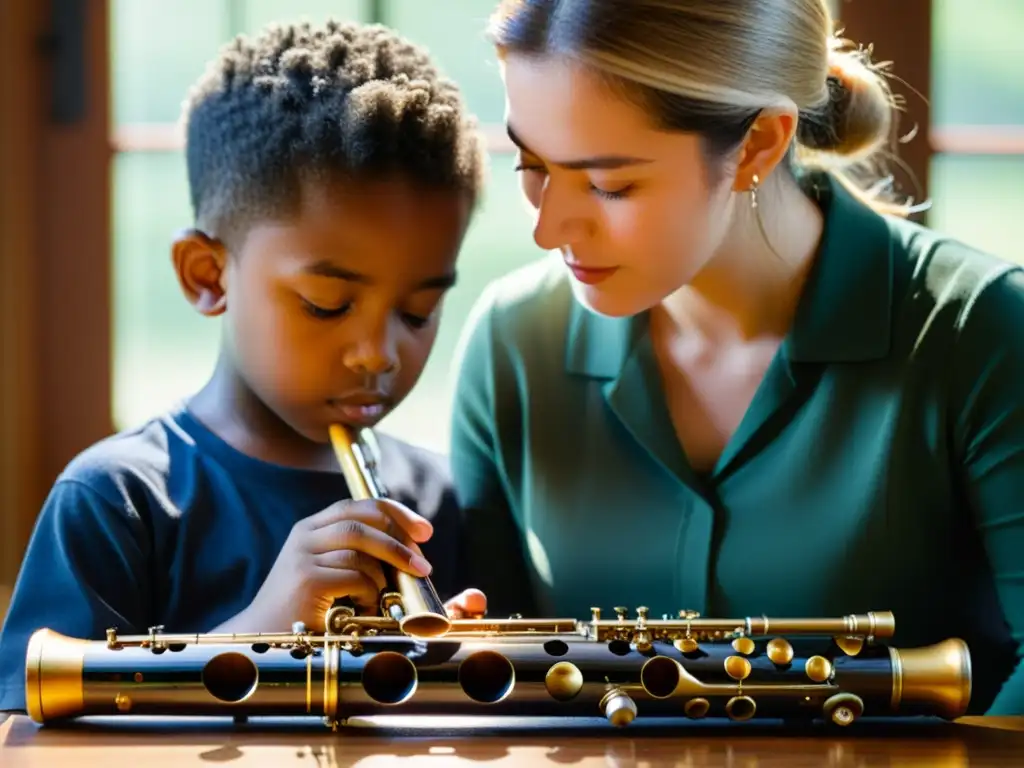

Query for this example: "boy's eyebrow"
[304,260,457,290]
[506,124,654,170]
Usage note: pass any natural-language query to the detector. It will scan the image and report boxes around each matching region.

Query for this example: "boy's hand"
[246,499,434,631]
[445,588,488,619]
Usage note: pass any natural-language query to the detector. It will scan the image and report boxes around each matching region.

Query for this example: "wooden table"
[2,713,1023,766]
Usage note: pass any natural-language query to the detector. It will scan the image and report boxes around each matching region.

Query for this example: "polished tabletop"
[2,714,1023,767]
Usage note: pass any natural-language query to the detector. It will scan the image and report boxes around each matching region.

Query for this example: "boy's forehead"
[239,176,471,276]
[300,174,467,218]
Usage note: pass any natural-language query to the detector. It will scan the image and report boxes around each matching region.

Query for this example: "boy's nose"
[343,339,399,376]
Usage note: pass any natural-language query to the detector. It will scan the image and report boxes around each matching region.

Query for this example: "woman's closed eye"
[514,160,546,174]
[514,160,634,202]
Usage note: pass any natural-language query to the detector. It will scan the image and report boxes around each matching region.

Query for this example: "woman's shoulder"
[886,215,1024,334]
[880,214,1024,370]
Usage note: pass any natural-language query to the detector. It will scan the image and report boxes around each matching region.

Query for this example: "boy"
[0,19,486,713]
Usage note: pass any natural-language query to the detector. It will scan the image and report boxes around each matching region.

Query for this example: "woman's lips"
[566,262,620,285]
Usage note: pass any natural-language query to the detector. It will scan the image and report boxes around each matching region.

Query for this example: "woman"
[447,0,1024,716]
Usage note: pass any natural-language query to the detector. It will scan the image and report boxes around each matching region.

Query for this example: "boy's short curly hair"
[181,19,487,243]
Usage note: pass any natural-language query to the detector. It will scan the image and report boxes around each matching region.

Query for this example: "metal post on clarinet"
[324,423,452,639]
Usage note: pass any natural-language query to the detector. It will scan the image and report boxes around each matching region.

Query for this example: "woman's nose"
[532,184,591,252]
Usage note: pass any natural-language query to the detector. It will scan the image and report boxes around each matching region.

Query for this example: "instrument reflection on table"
[23,425,973,731]
[286,738,972,768]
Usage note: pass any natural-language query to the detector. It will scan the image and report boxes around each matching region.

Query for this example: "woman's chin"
[569,279,657,319]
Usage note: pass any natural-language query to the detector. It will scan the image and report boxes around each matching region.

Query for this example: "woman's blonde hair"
[489,0,916,217]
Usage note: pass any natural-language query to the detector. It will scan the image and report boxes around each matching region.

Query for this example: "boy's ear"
[171,229,228,317]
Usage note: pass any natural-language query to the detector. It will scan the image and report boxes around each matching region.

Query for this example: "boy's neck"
[187,353,339,473]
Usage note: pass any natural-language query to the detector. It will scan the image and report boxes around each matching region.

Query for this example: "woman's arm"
[448,287,539,619]
[953,267,1024,715]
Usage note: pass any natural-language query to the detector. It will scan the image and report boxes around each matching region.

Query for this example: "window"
[109,1,1024,455]
[110,1,539,454]
[928,0,1024,263]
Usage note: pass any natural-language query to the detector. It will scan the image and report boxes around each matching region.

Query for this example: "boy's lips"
[327,392,393,426]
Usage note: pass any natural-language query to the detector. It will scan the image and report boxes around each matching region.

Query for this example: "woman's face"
[501,54,740,318]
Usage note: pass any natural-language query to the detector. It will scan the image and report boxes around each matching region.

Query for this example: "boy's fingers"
[377,499,434,543]
[307,499,433,543]
[314,520,432,576]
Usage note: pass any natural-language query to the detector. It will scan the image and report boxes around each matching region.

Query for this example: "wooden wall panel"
[0,0,45,595]
[0,0,112,601]
[835,0,934,208]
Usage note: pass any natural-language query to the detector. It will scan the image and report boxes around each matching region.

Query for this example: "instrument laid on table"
[22,425,974,730]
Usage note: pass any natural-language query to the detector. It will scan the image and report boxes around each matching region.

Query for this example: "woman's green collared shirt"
[448,176,1024,716]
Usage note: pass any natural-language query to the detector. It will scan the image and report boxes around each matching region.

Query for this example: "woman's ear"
[732,108,799,192]
[171,229,228,317]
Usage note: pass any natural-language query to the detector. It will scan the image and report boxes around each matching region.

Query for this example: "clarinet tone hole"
[684,697,710,719]
[459,650,515,703]
[362,651,418,705]
[202,652,259,703]
[543,639,569,657]
[607,640,631,656]
[725,695,757,721]
[639,655,682,699]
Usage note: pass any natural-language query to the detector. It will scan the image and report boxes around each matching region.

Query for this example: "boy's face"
[174,176,472,443]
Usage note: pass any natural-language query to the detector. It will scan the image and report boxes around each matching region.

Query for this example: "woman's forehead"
[502,55,656,157]
[501,53,703,168]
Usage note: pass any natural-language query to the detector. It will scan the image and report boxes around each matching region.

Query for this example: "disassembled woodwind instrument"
[23,426,973,730]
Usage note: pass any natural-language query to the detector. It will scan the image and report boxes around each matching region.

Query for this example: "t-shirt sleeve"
[448,288,538,619]
[952,267,1024,715]
[0,479,151,712]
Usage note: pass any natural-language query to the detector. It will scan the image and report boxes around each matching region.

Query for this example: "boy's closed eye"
[301,297,351,320]
[299,295,442,330]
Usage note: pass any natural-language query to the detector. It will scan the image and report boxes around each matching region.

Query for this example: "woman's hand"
[444,588,488,619]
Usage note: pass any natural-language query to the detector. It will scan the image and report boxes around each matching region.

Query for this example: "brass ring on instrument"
[323,641,340,719]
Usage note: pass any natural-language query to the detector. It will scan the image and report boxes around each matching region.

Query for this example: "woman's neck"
[656,173,825,346]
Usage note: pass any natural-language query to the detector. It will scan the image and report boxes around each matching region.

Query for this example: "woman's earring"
[749,174,760,210]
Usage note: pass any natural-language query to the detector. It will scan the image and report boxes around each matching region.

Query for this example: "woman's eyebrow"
[506,124,654,170]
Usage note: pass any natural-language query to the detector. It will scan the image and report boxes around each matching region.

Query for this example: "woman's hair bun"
[796,44,895,161]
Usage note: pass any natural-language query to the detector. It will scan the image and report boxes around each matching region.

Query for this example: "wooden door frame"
[0,0,112,597]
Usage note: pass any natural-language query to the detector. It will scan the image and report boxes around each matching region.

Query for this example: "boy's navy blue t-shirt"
[0,405,465,712]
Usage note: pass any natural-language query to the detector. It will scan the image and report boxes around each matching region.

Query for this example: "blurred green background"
[109,0,1024,453]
